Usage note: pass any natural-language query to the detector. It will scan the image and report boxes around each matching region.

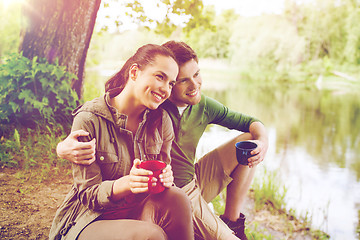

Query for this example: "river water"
[195,76,360,239]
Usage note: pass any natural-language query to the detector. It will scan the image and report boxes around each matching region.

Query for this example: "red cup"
[139,160,167,194]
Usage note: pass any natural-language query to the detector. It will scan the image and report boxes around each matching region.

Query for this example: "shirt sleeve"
[204,96,261,132]
[71,112,124,211]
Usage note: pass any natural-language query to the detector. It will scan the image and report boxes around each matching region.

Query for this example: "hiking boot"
[220,213,248,240]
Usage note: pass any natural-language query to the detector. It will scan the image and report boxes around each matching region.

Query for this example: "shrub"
[0,53,79,125]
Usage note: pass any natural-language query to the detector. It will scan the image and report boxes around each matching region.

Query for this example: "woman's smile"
[152,91,166,102]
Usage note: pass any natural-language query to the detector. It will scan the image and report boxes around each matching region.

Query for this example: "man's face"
[169,58,202,107]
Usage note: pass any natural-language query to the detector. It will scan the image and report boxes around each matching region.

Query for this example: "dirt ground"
[0,169,72,240]
[0,168,316,240]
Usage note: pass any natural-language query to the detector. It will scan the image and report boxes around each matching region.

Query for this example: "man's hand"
[248,121,269,168]
[248,139,268,168]
[56,130,96,165]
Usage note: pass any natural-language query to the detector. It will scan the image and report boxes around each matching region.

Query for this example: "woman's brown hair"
[105,44,176,97]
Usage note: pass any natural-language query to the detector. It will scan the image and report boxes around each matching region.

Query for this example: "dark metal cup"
[235,141,257,165]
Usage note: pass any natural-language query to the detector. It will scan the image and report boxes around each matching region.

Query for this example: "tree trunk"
[19,0,101,98]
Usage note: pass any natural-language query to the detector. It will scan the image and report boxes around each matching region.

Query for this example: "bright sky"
[139,0,286,18]
[0,0,24,8]
[1,0,286,16]
[96,0,286,32]
[0,0,286,31]
[203,0,285,16]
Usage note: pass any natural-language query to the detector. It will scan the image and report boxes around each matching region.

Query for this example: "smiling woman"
[48,44,196,240]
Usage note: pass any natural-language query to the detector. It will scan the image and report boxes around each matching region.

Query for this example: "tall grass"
[0,124,71,182]
[211,167,330,239]
[251,169,287,213]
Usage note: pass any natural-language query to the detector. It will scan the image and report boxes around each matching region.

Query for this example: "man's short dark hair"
[162,41,198,66]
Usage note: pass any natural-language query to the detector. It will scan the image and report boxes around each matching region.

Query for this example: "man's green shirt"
[161,94,260,188]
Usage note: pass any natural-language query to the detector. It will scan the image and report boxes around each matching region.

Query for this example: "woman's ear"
[129,64,139,81]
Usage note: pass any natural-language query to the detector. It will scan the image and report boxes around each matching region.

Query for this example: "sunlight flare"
[1,0,25,9]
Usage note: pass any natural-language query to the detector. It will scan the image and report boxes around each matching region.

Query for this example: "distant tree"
[286,0,354,62]
[185,7,236,58]
[344,3,360,64]
[125,0,207,37]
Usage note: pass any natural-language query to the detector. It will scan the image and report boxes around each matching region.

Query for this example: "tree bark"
[19,0,101,98]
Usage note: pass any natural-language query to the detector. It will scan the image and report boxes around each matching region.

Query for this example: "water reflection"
[200,82,360,239]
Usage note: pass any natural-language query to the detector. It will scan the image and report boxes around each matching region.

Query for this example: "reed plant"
[251,168,287,213]
[211,167,330,239]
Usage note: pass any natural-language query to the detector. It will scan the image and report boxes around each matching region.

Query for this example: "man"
[57,41,268,240]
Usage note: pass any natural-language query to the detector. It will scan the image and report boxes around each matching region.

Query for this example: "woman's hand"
[159,164,174,188]
[128,160,174,193]
[128,159,154,194]
[112,159,174,200]
[111,159,152,200]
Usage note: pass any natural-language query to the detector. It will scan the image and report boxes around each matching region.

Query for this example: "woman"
[49,44,194,240]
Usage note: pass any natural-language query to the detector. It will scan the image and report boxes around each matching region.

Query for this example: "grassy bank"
[0,124,71,182]
[211,168,330,239]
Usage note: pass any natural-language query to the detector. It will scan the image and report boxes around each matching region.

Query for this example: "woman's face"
[132,55,178,110]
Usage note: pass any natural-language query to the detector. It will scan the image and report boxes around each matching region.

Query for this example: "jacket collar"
[72,88,150,128]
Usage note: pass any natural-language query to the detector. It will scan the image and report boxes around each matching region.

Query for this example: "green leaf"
[42,96,49,105]
[0,53,78,124]
[18,89,32,100]
[13,129,21,148]
[9,101,19,113]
